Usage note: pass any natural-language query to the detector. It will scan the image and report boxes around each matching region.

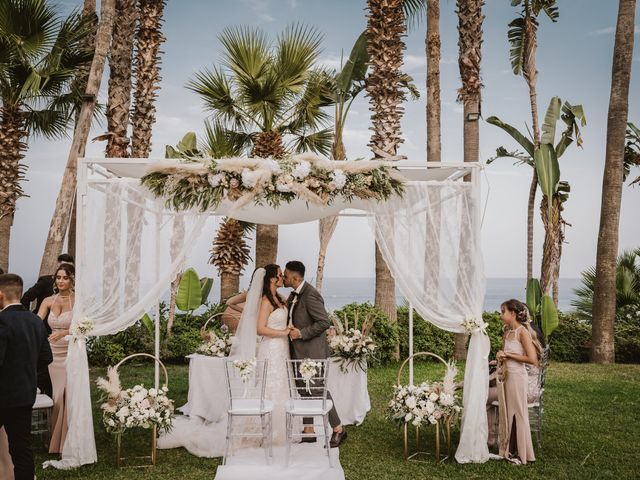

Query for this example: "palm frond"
[402,0,426,31]
[201,119,250,158]
[219,25,270,80]
[275,23,323,92]
[288,127,333,156]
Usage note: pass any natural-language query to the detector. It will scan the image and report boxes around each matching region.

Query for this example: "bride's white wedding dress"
[256,307,290,445]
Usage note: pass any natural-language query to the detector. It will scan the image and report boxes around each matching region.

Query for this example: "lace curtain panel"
[368,182,490,463]
[44,179,206,469]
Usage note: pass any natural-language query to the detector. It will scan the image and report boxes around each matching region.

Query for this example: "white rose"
[405,396,417,409]
[428,415,437,424]
[264,159,282,174]
[425,401,435,414]
[292,160,311,180]
[429,392,439,402]
[331,169,347,189]
[404,413,412,422]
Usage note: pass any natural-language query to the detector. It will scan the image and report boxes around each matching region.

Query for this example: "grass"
[33,361,640,479]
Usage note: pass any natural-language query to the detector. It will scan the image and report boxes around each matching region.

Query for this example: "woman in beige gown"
[38,263,75,455]
[0,427,14,480]
[494,299,541,465]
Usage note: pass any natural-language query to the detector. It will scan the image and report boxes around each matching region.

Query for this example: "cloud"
[317,54,343,71]
[238,0,276,23]
[589,26,640,36]
[404,54,425,71]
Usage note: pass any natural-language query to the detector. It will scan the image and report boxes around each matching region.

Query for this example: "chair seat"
[33,394,53,409]
[285,399,333,415]
[228,399,274,414]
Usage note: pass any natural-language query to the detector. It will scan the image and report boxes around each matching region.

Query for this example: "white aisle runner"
[214,443,345,480]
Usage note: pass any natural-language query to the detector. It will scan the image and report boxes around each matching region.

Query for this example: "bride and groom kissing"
[230,260,347,448]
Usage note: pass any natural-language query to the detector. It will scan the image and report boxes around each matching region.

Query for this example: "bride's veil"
[229,267,265,360]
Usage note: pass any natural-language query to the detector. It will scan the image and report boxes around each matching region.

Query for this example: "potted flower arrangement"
[328,311,377,372]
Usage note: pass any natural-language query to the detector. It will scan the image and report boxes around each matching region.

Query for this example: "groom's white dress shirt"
[288,280,305,326]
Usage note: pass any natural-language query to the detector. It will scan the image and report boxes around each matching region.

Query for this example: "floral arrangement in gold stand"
[328,310,377,373]
[140,152,405,212]
[96,353,174,468]
[387,352,461,463]
[197,313,232,357]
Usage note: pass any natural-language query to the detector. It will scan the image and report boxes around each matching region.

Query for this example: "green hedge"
[86,301,640,366]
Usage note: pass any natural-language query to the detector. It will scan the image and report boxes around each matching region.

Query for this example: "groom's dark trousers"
[0,304,53,480]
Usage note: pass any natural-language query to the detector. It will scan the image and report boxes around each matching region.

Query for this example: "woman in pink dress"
[37,263,75,455]
[494,299,542,465]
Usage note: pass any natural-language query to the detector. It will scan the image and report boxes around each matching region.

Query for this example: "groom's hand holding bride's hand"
[289,327,302,340]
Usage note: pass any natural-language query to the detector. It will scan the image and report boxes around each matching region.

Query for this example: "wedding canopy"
[46,155,489,469]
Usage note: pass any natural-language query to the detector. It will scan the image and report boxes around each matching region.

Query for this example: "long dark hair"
[53,263,75,293]
[261,264,283,308]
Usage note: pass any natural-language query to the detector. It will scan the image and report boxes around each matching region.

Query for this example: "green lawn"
[34,362,640,479]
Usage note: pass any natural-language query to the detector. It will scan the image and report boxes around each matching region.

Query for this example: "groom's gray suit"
[288,281,341,428]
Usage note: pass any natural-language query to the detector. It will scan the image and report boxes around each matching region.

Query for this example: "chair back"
[538,345,550,389]
[286,358,330,406]
[224,359,268,411]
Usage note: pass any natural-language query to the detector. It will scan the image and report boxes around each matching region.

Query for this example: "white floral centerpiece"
[140,153,405,212]
[328,310,377,372]
[96,367,174,435]
[386,361,461,428]
[299,358,322,393]
[232,357,256,383]
[198,323,232,358]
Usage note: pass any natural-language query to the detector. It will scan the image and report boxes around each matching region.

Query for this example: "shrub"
[332,302,399,365]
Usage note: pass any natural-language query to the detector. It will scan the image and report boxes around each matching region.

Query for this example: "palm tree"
[366,0,407,360]
[591,0,637,364]
[507,0,558,281]
[572,249,640,322]
[38,0,116,277]
[104,0,137,158]
[455,0,484,360]
[0,0,94,271]
[188,24,333,268]
[210,217,253,300]
[131,0,166,158]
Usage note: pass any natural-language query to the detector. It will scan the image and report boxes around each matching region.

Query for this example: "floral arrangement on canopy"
[387,361,461,428]
[96,367,174,435]
[140,152,405,212]
[328,310,377,373]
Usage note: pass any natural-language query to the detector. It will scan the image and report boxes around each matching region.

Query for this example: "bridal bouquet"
[198,329,232,357]
[299,358,322,393]
[461,315,487,335]
[70,317,94,341]
[329,311,377,372]
[386,362,461,427]
[96,368,175,435]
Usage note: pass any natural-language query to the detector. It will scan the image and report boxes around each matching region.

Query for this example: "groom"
[283,261,347,448]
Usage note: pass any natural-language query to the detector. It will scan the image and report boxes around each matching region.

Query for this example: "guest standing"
[494,299,541,464]
[37,263,75,455]
[0,274,53,480]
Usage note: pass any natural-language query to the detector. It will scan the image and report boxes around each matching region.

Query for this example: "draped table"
[180,355,371,425]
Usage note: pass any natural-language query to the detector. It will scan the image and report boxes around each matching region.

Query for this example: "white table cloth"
[327,358,371,426]
[178,354,228,422]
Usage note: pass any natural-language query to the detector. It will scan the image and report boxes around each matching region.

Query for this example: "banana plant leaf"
[335,31,367,93]
[176,268,203,312]
[540,295,559,338]
[200,277,214,304]
[486,116,535,157]
[541,96,561,145]
[141,312,154,336]
[534,143,560,214]
[526,278,542,318]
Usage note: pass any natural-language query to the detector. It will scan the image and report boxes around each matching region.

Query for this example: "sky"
[11,0,640,288]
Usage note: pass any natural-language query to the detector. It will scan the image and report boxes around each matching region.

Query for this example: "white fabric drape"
[368,182,489,463]
[44,179,206,469]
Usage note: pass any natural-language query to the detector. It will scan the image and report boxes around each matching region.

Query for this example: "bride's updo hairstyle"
[501,298,543,359]
[262,264,284,308]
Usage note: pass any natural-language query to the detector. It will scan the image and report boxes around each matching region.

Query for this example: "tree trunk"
[375,243,399,359]
[540,195,561,296]
[105,0,137,158]
[220,272,240,301]
[0,105,27,272]
[255,224,278,267]
[316,215,339,292]
[526,170,537,280]
[426,0,441,163]
[591,0,636,364]
[38,0,116,277]
[166,272,181,337]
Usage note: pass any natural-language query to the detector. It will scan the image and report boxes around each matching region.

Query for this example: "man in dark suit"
[284,260,347,448]
[0,274,53,480]
[21,253,75,318]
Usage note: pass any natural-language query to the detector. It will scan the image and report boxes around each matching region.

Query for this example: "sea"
[313,277,581,312]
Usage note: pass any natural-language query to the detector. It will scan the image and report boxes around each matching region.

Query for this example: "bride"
[230,265,291,445]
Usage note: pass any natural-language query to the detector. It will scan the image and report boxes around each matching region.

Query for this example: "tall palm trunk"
[591,0,636,364]
[523,2,541,282]
[0,106,27,272]
[67,0,98,258]
[38,0,117,277]
[426,0,441,163]
[366,0,406,360]
[105,0,137,158]
[456,0,484,360]
[252,130,285,267]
